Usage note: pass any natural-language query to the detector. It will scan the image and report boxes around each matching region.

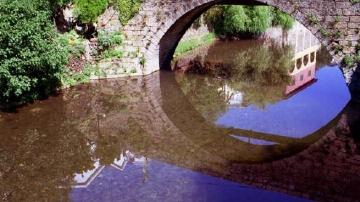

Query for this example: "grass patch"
[174,33,216,57]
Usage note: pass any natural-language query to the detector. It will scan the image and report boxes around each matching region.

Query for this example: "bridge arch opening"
[158,0,330,71]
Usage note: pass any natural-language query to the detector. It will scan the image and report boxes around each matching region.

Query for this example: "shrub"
[61,63,97,86]
[222,6,248,35]
[101,49,123,59]
[272,8,295,30]
[0,0,68,108]
[74,0,109,23]
[343,55,354,67]
[244,6,273,34]
[204,5,293,36]
[117,0,143,25]
[97,31,123,50]
[57,31,86,58]
[203,6,225,35]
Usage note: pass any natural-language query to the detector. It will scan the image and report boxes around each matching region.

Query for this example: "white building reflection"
[72,150,148,188]
[286,22,321,95]
[222,22,321,105]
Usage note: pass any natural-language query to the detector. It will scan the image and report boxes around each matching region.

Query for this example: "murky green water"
[0,24,358,201]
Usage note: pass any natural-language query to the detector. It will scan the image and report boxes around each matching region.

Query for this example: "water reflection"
[0,24,355,201]
[173,23,350,138]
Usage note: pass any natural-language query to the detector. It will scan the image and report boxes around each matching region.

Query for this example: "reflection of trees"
[176,40,294,113]
[227,42,293,108]
[175,73,229,122]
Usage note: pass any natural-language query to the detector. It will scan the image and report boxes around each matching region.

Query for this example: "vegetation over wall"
[51,0,143,25]
[204,5,294,37]
[74,0,109,23]
[0,0,140,109]
[117,0,143,25]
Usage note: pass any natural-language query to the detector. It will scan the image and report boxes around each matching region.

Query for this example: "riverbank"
[174,33,216,58]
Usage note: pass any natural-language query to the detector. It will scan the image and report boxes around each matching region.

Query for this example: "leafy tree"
[0,0,68,108]
[204,5,293,37]
[222,6,248,35]
[203,5,225,35]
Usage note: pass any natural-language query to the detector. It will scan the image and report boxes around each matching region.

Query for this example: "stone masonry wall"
[105,0,360,82]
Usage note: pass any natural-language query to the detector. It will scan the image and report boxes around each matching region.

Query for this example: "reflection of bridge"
[67,70,355,200]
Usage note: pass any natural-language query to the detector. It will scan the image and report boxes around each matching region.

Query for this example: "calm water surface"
[0,25,358,202]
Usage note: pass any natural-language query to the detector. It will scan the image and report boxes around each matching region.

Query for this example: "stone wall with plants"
[0,0,143,109]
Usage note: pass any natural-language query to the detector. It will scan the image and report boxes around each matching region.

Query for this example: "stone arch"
[156,0,328,70]
[122,0,358,74]
[119,0,358,83]
[158,0,269,70]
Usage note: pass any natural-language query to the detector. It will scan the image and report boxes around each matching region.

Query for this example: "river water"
[1,24,359,202]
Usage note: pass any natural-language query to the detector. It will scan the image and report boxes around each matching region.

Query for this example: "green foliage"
[97,31,123,50]
[319,27,330,37]
[222,6,248,35]
[307,13,319,25]
[57,31,86,58]
[0,0,68,108]
[203,5,225,35]
[74,0,109,23]
[272,8,295,30]
[175,33,216,57]
[343,52,360,68]
[61,63,97,87]
[117,0,142,25]
[97,31,124,60]
[49,0,72,7]
[242,6,273,34]
[343,55,355,67]
[101,48,123,59]
[204,5,292,37]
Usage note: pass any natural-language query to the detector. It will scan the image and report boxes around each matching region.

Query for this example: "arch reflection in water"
[0,65,355,201]
[173,22,350,139]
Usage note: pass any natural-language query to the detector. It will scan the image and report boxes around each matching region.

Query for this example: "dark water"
[1,30,359,201]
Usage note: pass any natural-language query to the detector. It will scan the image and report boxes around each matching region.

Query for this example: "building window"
[300,75,304,81]
[310,52,315,63]
[308,70,312,77]
[296,58,302,69]
[303,55,309,66]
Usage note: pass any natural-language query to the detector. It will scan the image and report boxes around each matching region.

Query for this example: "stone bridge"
[106,0,360,80]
